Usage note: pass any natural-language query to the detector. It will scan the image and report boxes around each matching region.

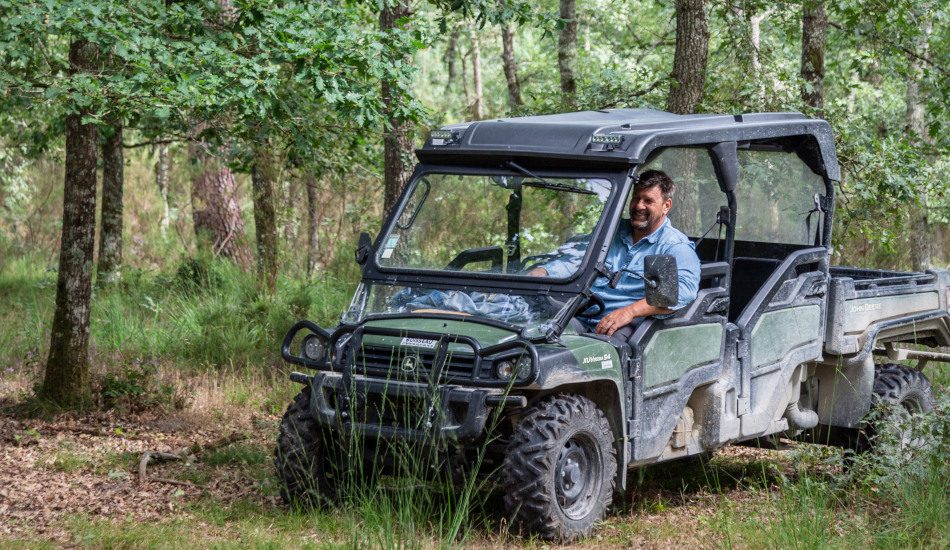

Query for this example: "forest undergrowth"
[1,256,948,548]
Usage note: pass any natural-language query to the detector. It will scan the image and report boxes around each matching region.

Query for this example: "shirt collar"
[623,217,669,246]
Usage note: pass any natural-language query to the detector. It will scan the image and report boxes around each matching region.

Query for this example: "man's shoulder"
[659,221,693,247]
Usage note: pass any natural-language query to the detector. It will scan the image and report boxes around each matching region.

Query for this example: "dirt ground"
[0,406,278,544]
[0,399,791,548]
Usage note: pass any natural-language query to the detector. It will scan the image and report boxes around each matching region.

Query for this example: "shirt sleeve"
[666,240,701,311]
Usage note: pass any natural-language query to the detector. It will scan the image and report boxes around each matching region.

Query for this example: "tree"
[153,143,171,237]
[97,120,123,283]
[557,0,578,105]
[251,137,279,292]
[470,26,485,119]
[381,0,417,214]
[905,8,934,271]
[305,173,322,277]
[499,2,523,110]
[41,40,99,407]
[667,0,709,114]
[189,142,252,266]
[800,0,827,112]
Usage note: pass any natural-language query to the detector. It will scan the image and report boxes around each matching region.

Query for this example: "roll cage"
[354,109,838,341]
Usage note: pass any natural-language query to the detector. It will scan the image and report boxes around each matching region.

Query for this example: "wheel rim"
[555,433,602,520]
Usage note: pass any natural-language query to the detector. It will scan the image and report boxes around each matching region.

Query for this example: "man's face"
[629,185,672,232]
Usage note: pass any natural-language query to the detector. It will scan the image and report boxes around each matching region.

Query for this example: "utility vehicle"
[275,109,949,541]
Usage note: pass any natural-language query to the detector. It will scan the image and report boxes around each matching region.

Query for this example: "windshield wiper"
[506,161,595,195]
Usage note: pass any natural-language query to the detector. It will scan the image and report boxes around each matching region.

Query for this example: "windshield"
[342,282,568,329]
[376,173,613,278]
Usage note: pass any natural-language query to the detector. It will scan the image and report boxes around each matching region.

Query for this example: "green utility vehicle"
[275,109,950,541]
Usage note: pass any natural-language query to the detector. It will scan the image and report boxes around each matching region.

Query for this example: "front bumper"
[304,372,523,444]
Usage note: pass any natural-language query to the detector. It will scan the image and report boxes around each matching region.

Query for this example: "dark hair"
[634,169,675,201]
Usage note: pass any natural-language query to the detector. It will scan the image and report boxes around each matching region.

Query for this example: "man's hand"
[594,299,674,336]
[595,304,637,336]
[527,267,548,277]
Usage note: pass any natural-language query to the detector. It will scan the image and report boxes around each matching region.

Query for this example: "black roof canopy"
[417,108,840,181]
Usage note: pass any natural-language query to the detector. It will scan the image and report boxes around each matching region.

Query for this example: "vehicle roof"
[417,108,840,181]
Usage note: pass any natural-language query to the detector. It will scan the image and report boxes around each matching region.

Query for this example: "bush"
[99,360,185,412]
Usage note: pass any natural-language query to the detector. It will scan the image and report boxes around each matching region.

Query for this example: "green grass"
[0,253,354,374]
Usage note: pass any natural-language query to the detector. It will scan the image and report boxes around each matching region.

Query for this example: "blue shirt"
[540,218,701,326]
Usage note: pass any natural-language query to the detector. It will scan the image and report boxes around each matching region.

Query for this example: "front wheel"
[274,388,337,507]
[503,394,617,542]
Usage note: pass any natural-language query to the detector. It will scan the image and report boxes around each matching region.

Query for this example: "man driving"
[529,169,701,338]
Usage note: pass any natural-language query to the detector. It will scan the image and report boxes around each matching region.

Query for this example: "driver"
[528,170,701,338]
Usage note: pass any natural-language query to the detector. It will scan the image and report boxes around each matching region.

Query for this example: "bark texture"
[97,122,123,283]
[667,0,709,114]
[154,143,171,236]
[189,143,251,266]
[906,14,933,271]
[500,22,523,109]
[444,30,458,90]
[558,0,578,102]
[380,1,415,215]
[251,141,279,293]
[470,27,484,119]
[800,0,827,111]
[305,174,322,277]
[42,40,99,408]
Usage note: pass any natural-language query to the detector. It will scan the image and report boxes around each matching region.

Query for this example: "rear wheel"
[503,394,616,542]
[861,363,935,451]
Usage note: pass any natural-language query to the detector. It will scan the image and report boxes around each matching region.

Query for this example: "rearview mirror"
[355,232,372,265]
[644,254,678,308]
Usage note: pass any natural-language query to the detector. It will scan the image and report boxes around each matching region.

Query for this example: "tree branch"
[829,20,945,76]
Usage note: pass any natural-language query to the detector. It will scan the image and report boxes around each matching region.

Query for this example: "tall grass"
[0,253,354,374]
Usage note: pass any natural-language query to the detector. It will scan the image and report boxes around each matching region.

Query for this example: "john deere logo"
[401,355,420,372]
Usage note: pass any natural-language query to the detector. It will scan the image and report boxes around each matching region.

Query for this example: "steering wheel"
[517,252,560,273]
[575,293,605,318]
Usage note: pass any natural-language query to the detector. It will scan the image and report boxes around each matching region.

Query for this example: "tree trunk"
[906,13,933,272]
[380,0,415,215]
[445,30,458,91]
[97,121,123,283]
[189,143,251,266]
[667,0,709,114]
[42,40,99,408]
[251,140,279,293]
[558,0,578,104]
[500,22,523,110]
[800,0,827,112]
[306,174,323,277]
[154,143,171,237]
[470,27,484,119]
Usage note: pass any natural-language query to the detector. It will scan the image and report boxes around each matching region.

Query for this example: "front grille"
[353,344,477,380]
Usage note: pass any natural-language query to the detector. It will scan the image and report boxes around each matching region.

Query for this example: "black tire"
[862,363,935,451]
[274,388,336,507]
[872,363,935,412]
[503,394,617,542]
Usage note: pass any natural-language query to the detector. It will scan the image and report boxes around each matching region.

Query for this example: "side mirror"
[355,232,372,265]
[644,254,678,308]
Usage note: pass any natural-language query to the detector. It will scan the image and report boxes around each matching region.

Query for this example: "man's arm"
[596,241,701,336]
[595,299,668,336]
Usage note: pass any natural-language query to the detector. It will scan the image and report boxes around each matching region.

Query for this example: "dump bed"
[824,267,950,357]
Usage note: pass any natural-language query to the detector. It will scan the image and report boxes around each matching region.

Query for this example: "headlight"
[301,334,327,362]
[496,359,515,380]
[496,354,532,381]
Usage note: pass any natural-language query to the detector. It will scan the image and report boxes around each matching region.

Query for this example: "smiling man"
[529,169,701,338]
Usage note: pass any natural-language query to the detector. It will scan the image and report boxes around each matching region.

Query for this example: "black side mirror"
[355,232,372,265]
[644,254,678,308]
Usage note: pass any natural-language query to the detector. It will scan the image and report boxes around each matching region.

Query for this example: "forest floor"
[1,258,947,548]
[1,365,947,549]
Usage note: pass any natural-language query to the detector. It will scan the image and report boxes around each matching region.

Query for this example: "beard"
[631,209,652,230]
